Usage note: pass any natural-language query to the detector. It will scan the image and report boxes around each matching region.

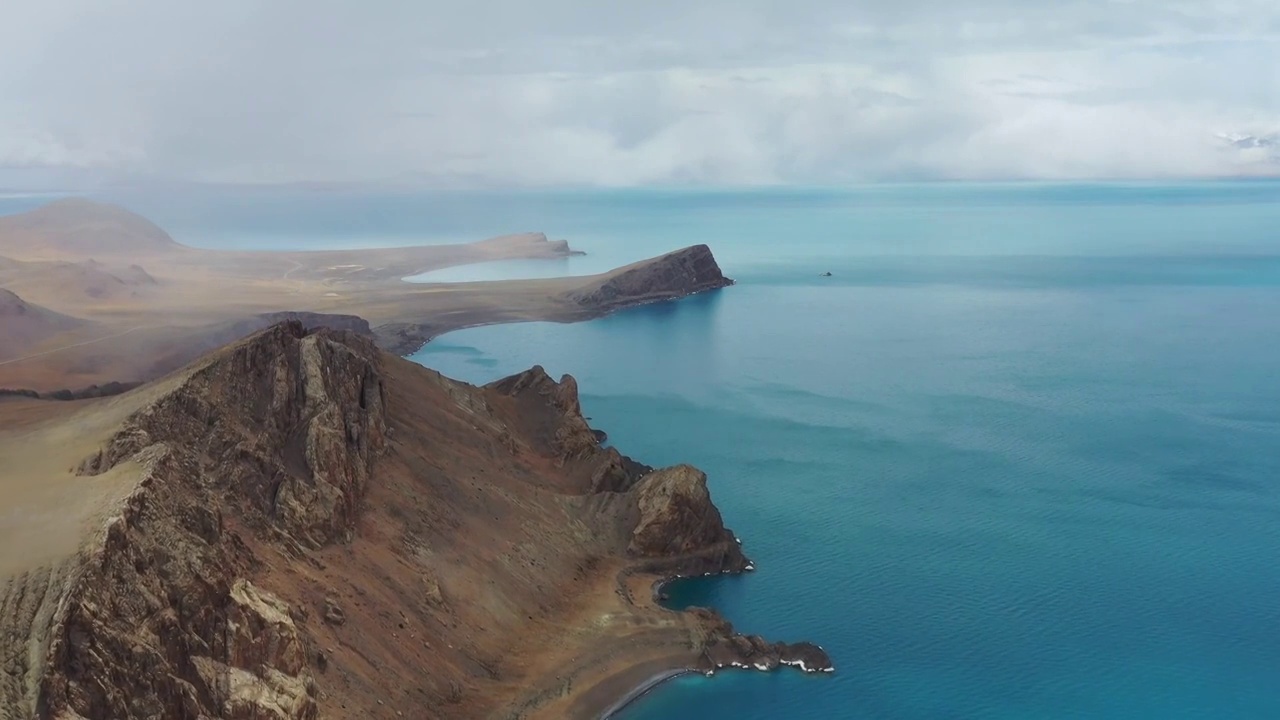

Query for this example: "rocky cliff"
[34,323,384,720]
[569,244,734,313]
[1,321,826,720]
[374,244,736,357]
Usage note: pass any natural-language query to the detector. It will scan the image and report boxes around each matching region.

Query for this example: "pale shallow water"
[8,183,1279,719]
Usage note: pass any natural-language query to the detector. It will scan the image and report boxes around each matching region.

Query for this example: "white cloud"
[0,0,1276,186]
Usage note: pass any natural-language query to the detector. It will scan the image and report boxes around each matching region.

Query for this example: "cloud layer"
[2,0,1277,186]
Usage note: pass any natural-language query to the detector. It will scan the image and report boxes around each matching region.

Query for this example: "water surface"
[400,183,1280,719]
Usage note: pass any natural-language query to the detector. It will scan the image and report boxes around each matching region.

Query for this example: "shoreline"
[595,669,692,719]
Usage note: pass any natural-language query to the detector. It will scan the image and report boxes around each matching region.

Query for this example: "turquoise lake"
[10,183,1278,718]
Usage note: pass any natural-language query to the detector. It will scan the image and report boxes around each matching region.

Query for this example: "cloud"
[0,0,1277,186]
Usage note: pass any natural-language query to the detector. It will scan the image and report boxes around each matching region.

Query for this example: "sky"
[1,0,1277,188]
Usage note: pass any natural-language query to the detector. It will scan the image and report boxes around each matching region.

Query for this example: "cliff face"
[570,244,734,313]
[629,465,749,576]
[3,321,825,720]
[37,323,384,720]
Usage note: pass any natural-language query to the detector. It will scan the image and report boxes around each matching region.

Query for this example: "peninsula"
[0,200,830,719]
[0,322,830,719]
[0,198,731,393]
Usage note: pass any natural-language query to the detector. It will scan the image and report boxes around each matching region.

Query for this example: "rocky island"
[0,322,828,719]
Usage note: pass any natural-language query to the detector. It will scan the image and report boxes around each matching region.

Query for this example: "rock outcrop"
[29,322,383,720]
[629,465,749,576]
[697,614,834,674]
[487,366,605,465]
[570,244,734,313]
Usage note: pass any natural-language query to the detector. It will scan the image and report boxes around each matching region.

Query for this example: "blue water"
[8,183,1280,718]
[396,183,1280,719]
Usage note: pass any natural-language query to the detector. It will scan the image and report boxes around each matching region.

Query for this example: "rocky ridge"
[569,243,734,312]
[1,321,827,720]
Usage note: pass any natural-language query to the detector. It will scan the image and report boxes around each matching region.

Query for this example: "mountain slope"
[0,199,179,260]
[0,322,827,720]
[0,288,87,360]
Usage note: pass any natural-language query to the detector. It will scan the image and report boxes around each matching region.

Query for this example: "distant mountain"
[0,287,86,360]
[0,198,180,260]
[0,256,160,303]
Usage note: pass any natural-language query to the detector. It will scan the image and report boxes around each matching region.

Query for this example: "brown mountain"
[0,322,828,720]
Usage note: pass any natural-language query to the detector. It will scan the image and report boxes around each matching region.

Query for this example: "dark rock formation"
[628,465,749,575]
[487,365,606,465]
[686,610,834,676]
[570,244,734,313]
[41,322,383,719]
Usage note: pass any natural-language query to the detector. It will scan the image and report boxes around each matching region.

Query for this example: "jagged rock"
[322,598,346,626]
[424,575,446,608]
[486,366,603,464]
[691,610,834,676]
[628,465,749,574]
[29,322,380,720]
[589,448,649,494]
[80,321,386,546]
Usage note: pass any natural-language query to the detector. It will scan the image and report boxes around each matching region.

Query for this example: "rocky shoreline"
[2,321,829,719]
